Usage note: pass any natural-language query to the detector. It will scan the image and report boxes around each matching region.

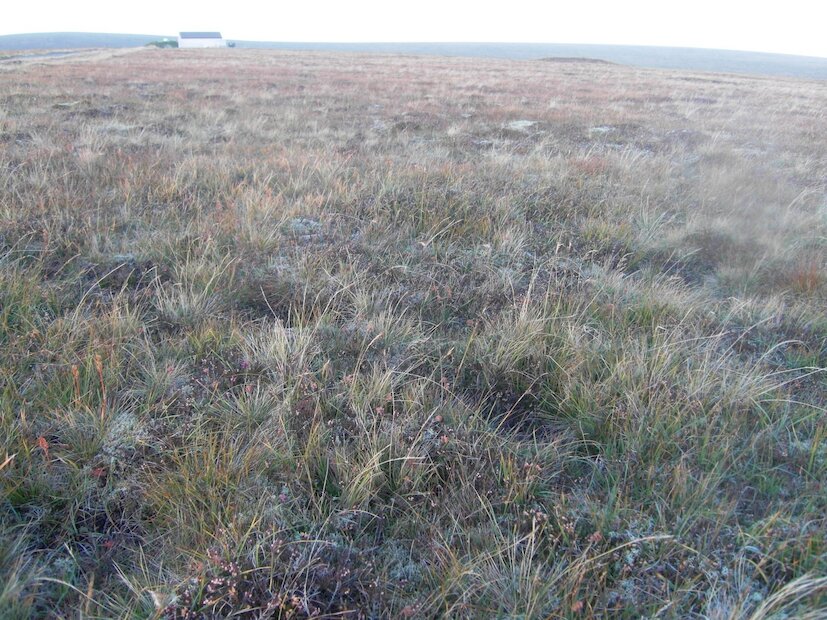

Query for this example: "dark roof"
[179,32,223,39]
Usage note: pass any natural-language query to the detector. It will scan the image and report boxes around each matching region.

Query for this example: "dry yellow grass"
[0,48,825,617]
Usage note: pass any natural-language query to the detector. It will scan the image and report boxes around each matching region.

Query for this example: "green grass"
[0,48,825,617]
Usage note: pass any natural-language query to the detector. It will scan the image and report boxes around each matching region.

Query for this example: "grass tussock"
[0,48,826,617]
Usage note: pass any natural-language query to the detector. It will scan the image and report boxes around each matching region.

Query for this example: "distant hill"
[2,34,825,80]
[0,32,169,50]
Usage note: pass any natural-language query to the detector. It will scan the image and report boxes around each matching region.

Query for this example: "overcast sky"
[3,0,826,58]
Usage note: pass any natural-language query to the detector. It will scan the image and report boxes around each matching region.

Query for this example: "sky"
[2,0,826,58]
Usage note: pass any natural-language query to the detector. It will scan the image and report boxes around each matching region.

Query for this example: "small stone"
[505,120,536,132]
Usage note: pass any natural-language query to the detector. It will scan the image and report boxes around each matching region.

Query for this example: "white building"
[178,32,226,48]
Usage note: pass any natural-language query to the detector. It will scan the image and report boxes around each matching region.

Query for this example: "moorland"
[0,48,826,617]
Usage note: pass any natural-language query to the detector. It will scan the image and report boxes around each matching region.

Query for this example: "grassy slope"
[229,43,827,81]
[0,49,826,618]
[3,37,827,80]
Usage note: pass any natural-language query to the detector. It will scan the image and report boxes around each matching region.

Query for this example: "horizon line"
[1,32,826,60]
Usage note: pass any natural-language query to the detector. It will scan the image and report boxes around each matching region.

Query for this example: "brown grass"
[0,47,825,618]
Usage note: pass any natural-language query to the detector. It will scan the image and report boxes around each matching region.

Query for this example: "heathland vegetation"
[0,48,826,617]
[3,36,827,79]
